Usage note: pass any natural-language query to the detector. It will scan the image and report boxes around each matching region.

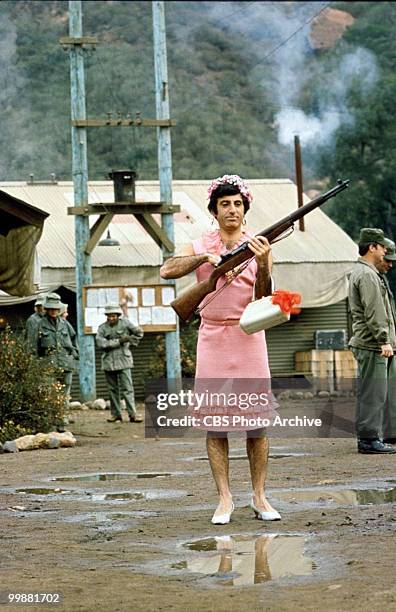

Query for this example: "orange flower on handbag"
[271,290,302,315]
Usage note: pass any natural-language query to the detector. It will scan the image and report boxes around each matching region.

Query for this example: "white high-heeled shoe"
[211,502,234,525]
[250,498,281,521]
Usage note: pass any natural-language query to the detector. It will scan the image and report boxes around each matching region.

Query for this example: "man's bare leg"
[246,436,278,512]
[206,436,233,515]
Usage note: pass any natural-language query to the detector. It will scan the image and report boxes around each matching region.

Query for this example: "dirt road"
[1,402,395,612]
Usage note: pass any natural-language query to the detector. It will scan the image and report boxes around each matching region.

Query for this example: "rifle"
[171,179,350,321]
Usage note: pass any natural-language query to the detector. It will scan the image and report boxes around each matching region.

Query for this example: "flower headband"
[207,174,253,204]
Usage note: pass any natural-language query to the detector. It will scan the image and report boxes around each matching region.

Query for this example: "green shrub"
[0,327,66,442]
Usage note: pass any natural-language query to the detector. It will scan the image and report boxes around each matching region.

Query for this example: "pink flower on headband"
[207,174,253,203]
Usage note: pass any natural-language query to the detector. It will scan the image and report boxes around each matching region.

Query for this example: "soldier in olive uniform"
[25,295,45,350]
[96,304,144,423]
[28,293,79,410]
[377,238,396,444]
[348,228,396,453]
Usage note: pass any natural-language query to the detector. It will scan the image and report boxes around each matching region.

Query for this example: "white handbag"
[239,291,301,335]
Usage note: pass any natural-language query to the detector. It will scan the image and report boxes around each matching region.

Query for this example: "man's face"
[378,258,393,274]
[46,308,60,319]
[35,305,44,314]
[371,243,386,269]
[106,313,119,326]
[213,193,244,231]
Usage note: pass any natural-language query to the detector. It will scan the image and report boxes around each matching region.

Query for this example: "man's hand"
[247,236,271,266]
[207,253,222,266]
[380,343,393,357]
[119,335,130,344]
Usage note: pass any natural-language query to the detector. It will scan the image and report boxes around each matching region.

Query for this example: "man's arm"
[359,275,394,356]
[160,244,221,279]
[247,236,273,299]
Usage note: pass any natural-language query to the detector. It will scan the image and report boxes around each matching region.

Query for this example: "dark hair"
[208,183,250,215]
[358,243,380,256]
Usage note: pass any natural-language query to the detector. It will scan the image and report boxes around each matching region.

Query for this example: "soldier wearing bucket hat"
[27,292,78,420]
[348,229,396,453]
[96,303,144,423]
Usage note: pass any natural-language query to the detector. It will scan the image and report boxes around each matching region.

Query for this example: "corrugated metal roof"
[0,179,357,269]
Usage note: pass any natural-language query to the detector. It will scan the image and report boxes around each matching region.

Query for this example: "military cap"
[104,303,122,315]
[384,238,396,261]
[59,302,68,314]
[44,292,62,309]
[34,296,45,306]
[358,228,386,247]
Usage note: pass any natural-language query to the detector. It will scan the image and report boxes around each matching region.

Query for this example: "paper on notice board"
[138,307,152,325]
[125,287,138,306]
[142,288,155,306]
[127,308,139,326]
[161,286,175,305]
[152,306,176,325]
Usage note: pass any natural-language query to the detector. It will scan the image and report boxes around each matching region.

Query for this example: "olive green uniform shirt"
[348,258,396,350]
[96,317,143,371]
[28,314,79,371]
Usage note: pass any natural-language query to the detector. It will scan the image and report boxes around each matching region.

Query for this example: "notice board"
[82,284,177,334]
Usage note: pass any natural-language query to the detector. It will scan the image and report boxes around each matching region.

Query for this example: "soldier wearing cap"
[59,302,79,400]
[25,294,45,350]
[96,303,144,423]
[348,228,396,453]
[28,292,79,412]
[377,238,396,323]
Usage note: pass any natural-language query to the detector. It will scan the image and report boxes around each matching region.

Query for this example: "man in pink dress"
[160,175,281,524]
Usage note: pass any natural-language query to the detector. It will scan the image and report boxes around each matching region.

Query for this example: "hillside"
[1,1,396,248]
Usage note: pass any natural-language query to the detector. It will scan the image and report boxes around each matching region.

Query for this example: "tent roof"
[0,179,358,307]
[0,179,357,266]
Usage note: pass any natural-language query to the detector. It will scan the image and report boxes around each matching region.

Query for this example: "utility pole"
[152,1,182,381]
[68,0,96,400]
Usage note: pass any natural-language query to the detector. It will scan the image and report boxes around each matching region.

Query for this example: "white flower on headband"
[207,174,253,203]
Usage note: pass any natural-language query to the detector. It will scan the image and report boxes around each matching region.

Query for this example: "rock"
[48,431,77,448]
[15,435,38,451]
[80,404,89,411]
[105,400,111,410]
[3,440,19,453]
[0,442,3,453]
[70,401,83,411]
[48,436,61,449]
[277,390,291,400]
[91,398,107,410]
[290,391,304,400]
[303,392,314,400]
[317,391,330,398]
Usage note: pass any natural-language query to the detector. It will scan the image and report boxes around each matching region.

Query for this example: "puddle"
[136,473,172,479]
[16,488,72,495]
[51,472,177,482]
[88,489,186,502]
[274,486,396,506]
[63,510,159,524]
[178,534,315,586]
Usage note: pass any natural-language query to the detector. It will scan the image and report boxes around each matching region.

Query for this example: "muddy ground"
[1,399,395,612]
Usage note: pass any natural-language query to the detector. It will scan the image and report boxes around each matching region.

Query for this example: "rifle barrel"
[219,179,349,264]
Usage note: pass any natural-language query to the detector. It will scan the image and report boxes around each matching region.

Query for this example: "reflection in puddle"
[16,488,71,495]
[180,534,314,585]
[274,486,396,506]
[52,472,175,482]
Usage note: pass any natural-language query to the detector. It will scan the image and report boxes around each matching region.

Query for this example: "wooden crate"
[334,350,357,392]
[295,350,334,392]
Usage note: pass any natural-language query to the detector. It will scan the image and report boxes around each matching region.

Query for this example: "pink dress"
[191,230,274,431]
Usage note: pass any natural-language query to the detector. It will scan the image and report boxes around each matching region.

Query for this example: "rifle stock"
[171,179,349,321]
